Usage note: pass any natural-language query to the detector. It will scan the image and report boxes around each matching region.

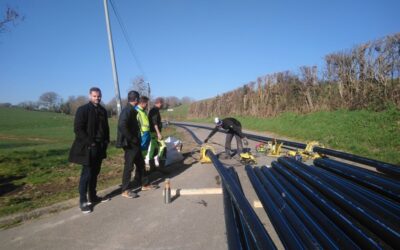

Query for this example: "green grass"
[161,104,190,121]
[0,107,180,218]
[182,108,400,165]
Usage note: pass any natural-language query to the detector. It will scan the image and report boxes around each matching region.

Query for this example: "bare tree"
[39,91,61,111]
[131,76,149,97]
[0,5,24,33]
[67,96,88,115]
[181,96,194,105]
[18,101,38,110]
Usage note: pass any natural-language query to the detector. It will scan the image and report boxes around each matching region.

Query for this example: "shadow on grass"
[0,175,26,196]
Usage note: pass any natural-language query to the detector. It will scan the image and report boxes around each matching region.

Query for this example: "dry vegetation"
[190,33,400,118]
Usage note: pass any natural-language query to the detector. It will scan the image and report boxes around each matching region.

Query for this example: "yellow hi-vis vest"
[136,106,150,133]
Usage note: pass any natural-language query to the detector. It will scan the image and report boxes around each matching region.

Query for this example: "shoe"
[80,202,92,214]
[141,184,159,191]
[154,156,159,167]
[89,196,110,204]
[122,190,138,198]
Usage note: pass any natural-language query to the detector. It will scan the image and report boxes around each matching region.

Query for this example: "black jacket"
[68,102,110,165]
[148,106,162,133]
[206,117,244,140]
[116,103,141,149]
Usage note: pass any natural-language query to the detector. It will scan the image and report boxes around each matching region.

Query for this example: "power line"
[109,0,148,80]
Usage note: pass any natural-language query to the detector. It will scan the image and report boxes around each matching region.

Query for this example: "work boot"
[80,202,92,214]
[141,184,159,191]
[121,190,138,199]
[88,196,110,205]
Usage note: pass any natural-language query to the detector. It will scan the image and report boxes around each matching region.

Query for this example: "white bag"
[164,137,184,166]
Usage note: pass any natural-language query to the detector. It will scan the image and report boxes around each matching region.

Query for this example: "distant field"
[161,104,190,121]
[0,107,179,219]
[172,106,400,165]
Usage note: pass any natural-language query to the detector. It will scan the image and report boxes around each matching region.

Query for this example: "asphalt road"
[0,124,288,250]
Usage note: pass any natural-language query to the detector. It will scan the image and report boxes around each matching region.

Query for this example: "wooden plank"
[164,188,222,196]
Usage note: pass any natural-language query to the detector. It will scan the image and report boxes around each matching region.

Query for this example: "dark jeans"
[121,145,145,192]
[225,133,243,155]
[79,145,103,204]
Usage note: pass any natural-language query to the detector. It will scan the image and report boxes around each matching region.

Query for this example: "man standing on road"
[116,91,142,199]
[148,97,166,166]
[203,117,248,159]
[69,87,110,213]
[117,92,157,195]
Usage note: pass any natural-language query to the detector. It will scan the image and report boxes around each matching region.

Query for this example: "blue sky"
[0,0,399,105]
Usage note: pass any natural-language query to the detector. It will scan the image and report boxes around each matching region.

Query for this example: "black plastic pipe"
[254,167,331,249]
[313,147,400,177]
[223,183,244,250]
[268,165,360,249]
[245,165,305,250]
[228,167,257,250]
[171,122,307,149]
[261,166,359,249]
[308,162,400,224]
[171,122,399,176]
[272,161,383,249]
[207,150,277,250]
[314,158,400,202]
[278,157,400,248]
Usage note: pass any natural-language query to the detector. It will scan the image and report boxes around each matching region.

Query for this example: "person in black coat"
[69,87,110,213]
[204,117,248,159]
[116,90,157,198]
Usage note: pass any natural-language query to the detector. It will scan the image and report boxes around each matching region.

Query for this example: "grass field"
[171,106,400,165]
[0,107,180,218]
[1,106,399,218]
[162,104,190,121]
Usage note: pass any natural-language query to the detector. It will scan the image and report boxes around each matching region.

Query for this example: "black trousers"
[79,145,103,204]
[225,133,243,155]
[121,145,145,192]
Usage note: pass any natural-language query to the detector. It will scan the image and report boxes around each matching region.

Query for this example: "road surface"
[0,124,286,250]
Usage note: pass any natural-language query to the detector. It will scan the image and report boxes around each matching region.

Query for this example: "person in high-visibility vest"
[135,96,158,191]
[135,96,151,164]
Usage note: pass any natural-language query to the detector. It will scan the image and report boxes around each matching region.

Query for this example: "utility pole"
[147,81,151,111]
[103,0,122,116]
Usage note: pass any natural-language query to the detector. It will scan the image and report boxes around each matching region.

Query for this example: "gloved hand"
[204,138,208,144]
[243,138,249,146]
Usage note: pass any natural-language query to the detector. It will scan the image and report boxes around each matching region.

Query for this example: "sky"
[0,0,399,105]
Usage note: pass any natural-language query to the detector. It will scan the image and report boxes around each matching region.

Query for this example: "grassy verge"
[185,107,400,165]
[0,107,181,217]
[161,104,190,121]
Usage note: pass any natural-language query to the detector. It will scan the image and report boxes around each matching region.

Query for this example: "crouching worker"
[204,117,248,159]
[69,87,110,214]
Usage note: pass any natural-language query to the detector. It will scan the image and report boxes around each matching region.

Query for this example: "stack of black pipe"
[172,122,400,249]
[207,151,277,250]
[171,122,400,177]
[247,157,400,249]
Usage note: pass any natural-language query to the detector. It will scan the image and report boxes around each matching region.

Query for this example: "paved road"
[0,124,286,250]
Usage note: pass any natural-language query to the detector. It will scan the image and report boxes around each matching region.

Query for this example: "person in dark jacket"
[116,91,157,197]
[116,91,142,198]
[148,97,165,166]
[69,87,110,213]
[204,117,248,159]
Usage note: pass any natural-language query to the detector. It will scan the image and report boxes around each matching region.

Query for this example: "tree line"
[189,33,400,118]
[8,91,193,116]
